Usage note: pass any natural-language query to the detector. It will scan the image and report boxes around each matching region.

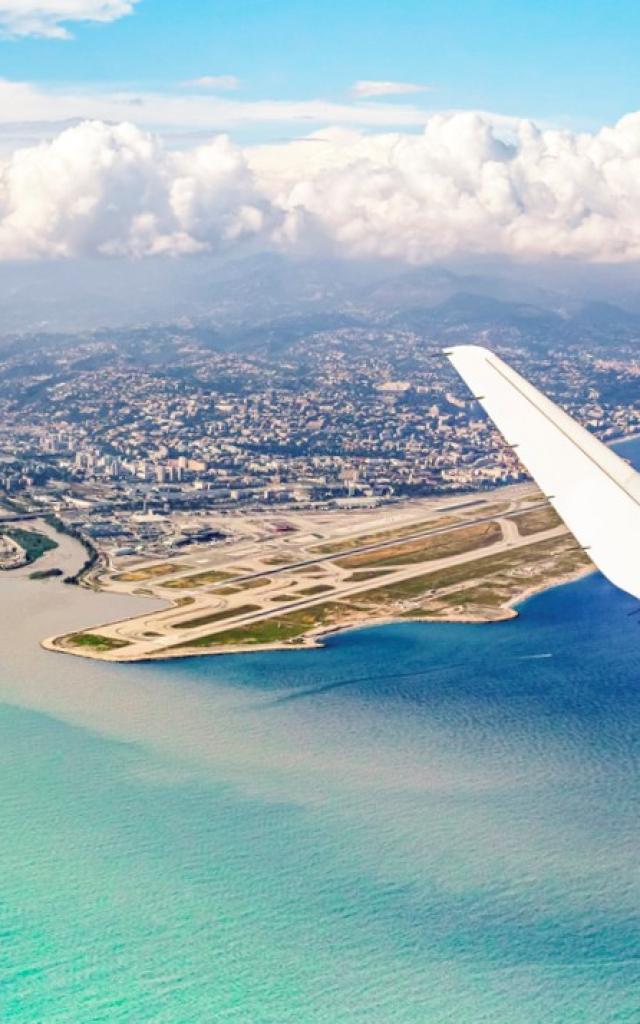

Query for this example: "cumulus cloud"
[0,0,138,38]
[4,111,640,262]
[0,121,273,258]
[352,80,430,99]
[250,113,640,263]
[181,76,240,91]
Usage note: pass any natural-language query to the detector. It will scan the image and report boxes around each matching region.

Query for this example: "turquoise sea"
[2,467,640,1021]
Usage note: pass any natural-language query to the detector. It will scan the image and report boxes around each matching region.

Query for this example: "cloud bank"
[0,0,137,37]
[0,121,271,258]
[0,77,444,130]
[3,112,640,262]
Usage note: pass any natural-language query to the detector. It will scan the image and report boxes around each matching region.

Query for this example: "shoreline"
[41,561,595,664]
[611,430,640,447]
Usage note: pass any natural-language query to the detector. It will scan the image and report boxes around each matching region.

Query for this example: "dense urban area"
[1,262,640,561]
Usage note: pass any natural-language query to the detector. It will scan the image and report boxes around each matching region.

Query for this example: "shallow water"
[1,568,639,1023]
[3,441,640,1023]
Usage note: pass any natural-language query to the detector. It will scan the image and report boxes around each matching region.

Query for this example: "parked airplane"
[446,345,640,601]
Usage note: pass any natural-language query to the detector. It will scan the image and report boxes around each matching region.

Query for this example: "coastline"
[40,559,596,663]
[0,520,167,662]
[611,429,640,447]
[27,483,596,664]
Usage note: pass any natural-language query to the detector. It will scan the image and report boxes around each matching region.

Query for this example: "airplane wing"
[446,344,640,601]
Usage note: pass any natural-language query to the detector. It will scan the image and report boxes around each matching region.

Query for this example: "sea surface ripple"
[2,473,640,1020]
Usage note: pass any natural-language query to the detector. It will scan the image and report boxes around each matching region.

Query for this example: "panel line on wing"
[484,354,640,510]
[447,343,640,600]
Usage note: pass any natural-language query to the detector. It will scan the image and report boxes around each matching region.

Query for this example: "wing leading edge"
[446,344,640,601]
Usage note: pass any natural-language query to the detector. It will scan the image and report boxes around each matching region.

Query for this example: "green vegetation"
[310,516,460,554]
[354,536,589,608]
[66,633,130,652]
[270,594,299,602]
[177,619,306,648]
[343,569,393,582]
[236,576,271,589]
[425,583,512,613]
[353,575,437,604]
[174,604,260,630]
[161,533,590,652]
[511,505,562,537]
[336,521,502,570]
[44,515,98,585]
[29,567,63,580]
[175,601,347,649]
[299,584,334,595]
[406,543,590,620]
[4,527,57,565]
[115,562,186,583]
[163,569,233,589]
[311,503,510,557]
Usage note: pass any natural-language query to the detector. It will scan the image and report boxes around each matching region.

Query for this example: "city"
[2,0,640,1017]
[0,312,638,566]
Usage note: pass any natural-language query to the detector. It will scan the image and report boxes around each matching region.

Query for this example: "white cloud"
[4,111,640,263]
[250,114,640,263]
[0,78,442,130]
[0,0,138,38]
[182,76,240,92]
[0,120,273,258]
[352,80,430,99]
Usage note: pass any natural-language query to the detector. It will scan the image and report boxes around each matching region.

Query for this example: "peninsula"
[44,484,592,662]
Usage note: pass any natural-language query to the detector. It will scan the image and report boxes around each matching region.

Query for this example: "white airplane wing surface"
[446,344,640,601]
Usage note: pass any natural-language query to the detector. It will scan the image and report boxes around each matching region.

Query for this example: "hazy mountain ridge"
[1,255,640,355]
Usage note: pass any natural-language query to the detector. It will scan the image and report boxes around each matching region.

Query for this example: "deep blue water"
[1,570,639,1022]
[2,431,640,1021]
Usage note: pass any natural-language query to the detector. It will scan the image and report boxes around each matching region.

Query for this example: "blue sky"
[1,0,640,136]
[0,1,640,265]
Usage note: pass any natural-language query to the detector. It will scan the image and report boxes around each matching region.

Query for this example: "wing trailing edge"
[446,344,640,601]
